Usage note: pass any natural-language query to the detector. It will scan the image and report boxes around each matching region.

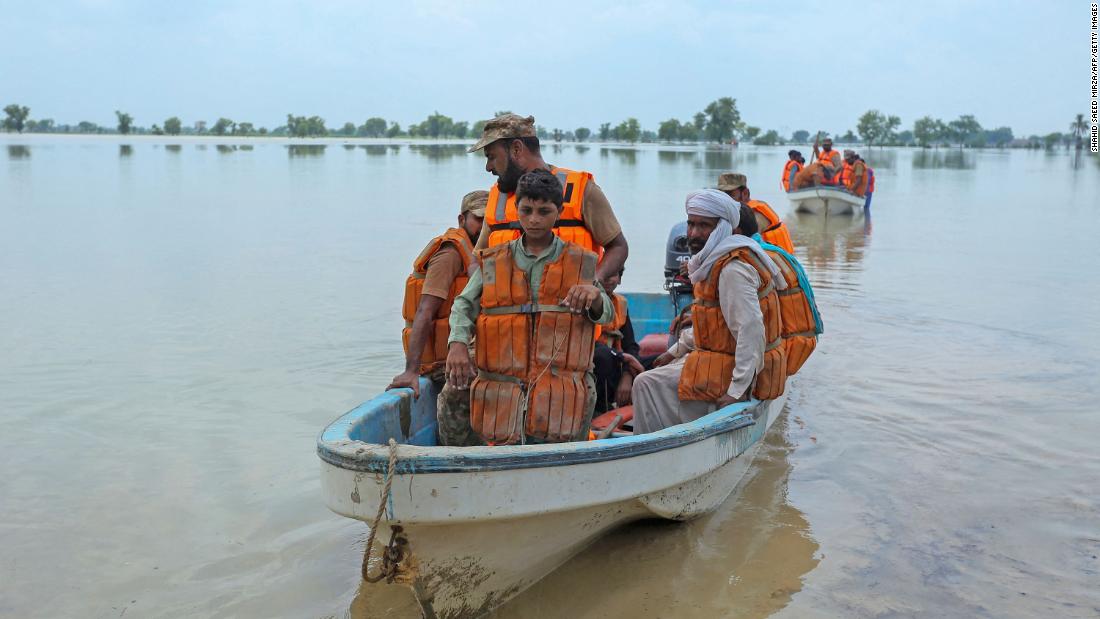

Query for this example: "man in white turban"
[631,189,785,434]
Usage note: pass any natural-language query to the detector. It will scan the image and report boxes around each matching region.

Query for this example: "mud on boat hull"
[318,383,788,619]
[788,186,865,216]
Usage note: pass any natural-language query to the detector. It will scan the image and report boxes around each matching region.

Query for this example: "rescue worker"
[387,190,485,446]
[781,150,804,192]
[859,155,875,209]
[841,150,867,197]
[592,267,647,414]
[791,161,827,190]
[813,137,842,184]
[632,189,787,434]
[717,172,795,253]
[445,169,615,444]
[467,114,628,287]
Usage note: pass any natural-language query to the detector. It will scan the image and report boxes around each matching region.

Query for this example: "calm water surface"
[2,136,1098,618]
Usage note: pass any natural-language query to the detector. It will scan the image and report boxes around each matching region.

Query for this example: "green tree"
[305,116,326,137]
[1043,132,1063,149]
[164,117,182,135]
[753,129,782,146]
[3,104,31,133]
[28,118,55,133]
[359,117,388,138]
[385,122,402,138]
[598,123,611,141]
[947,114,982,147]
[258,127,268,136]
[692,112,706,132]
[658,118,681,142]
[471,120,487,137]
[115,110,133,135]
[150,124,163,135]
[339,122,356,136]
[575,127,591,142]
[742,126,761,142]
[1070,113,1088,149]
[77,121,99,133]
[678,122,699,142]
[552,128,564,142]
[615,118,641,143]
[452,121,469,138]
[791,129,810,143]
[234,122,255,136]
[536,125,549,140]
[703,97,742,143]
[211,118,235,136]
[896,130,915,145]
[983,127,1014,147]
[912,116,945,147]
[857,110,887,146]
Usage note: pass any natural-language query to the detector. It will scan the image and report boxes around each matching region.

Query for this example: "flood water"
[2,136,1098,618]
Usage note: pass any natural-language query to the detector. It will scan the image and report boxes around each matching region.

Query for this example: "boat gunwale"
[316,398,760,474]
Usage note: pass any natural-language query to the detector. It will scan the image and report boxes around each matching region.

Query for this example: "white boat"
[787,186,866,216]
[317,292,789,618]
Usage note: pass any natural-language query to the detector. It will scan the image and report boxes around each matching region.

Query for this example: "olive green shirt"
[447,235,614,345]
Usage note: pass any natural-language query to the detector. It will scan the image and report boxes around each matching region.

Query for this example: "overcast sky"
[1,0,1086,136]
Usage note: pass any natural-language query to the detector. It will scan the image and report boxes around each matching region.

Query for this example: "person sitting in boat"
[717,172,795,253]
[445,169,615,445]
[813,137,842,184]
[791,160,827,190]
[632,189,787,434]
[840,150,867,198]
[386,190,485,446]
[593,266,649,415]
[781,150,804,193]
[467,113,628,289]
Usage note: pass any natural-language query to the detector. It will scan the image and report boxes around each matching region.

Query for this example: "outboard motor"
[664,221,694,316]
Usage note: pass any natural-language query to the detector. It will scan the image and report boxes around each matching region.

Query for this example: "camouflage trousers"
[436,382,484,446]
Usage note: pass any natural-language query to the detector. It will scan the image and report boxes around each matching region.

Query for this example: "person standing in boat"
[632,190,787,434]
[467,113,628,287]
[445,170,615,444]
[813,136,842,184]
[386,190,485,446]
[717,172,795,253]
[840,150,867,198]
[781,150,804,192]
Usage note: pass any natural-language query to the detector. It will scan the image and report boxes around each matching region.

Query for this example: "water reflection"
[658,149,697,164]
[343,144,356,151]
[216,144,237,154]
[699,148,735,171]
[287,144,327,157]
[790,212,871,273]
[574,145,590,154]
[119,145,132,157]
[361,145,389,156]
[7,145,30,159]
[239,144,253,151]
[195,144,207,151]
[862,149,897,170]
[602,147,637,165]
[912,149,975,170]
[166,144,182,153]
[408,144,466,161]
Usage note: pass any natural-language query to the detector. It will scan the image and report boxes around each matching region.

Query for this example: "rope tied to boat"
[361,438,408,584]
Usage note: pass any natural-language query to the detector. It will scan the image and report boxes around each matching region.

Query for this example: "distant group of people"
[388,113,820,446]
[782,137,876,209]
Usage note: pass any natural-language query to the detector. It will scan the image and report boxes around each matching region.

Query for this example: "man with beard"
[387,190,485,446]
[813,136,842,184]
[468,114,628,286]
[632,190,788,434]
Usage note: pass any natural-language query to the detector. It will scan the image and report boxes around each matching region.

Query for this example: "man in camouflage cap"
[468,113,629,287]
[716,172,795,252]
[387,189,486,446]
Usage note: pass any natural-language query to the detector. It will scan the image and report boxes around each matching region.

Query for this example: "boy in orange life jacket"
[467,113,628,288]
[387,190,485,446]
[445,169,615,444]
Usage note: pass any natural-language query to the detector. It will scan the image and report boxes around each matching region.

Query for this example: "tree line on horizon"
[2,101,1093,152]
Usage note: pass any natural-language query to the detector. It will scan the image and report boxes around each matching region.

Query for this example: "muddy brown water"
[2,136,1098,618]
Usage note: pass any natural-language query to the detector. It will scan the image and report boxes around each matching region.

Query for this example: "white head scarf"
[685,189,786,287]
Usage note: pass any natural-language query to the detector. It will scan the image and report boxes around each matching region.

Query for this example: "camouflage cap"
[467,114,537,153]
[460,189,489,217]
[716,172,748,191]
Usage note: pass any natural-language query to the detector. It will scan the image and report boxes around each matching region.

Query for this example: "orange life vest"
[470,241,599,444]
[844,160,866,197]
[781,160,802,192]
[817,150,841,184]
[401,228,476,374]
[678,248,787,402]
[485,166,602,258]
[746,199,795,254]
[764,248,817,375]
[865,165,875,193]
[596,294,629,351]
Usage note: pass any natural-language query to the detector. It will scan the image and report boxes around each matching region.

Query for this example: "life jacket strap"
[482,303,572,315]
[477,369,525,385]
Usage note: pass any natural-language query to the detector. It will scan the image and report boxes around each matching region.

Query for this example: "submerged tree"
[164,117,182,135]
[574,127,591,142]
[791,129,810,143]
[1070,113,1088,150]
[947,115,983,147]
[658,118,681,142]
[702,97,742,143]
[211,118,235,136]
[3,104,30,133]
